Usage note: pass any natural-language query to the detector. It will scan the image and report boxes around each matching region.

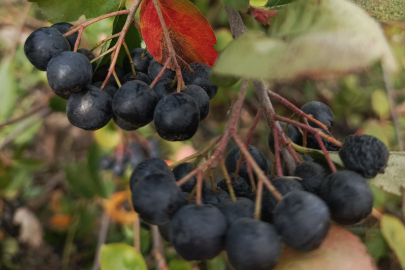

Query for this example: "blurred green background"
[0,0,405,269]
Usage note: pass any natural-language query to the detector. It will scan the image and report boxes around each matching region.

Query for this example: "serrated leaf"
[104,2,142,67]
[29,0,119,23]
[381,214,405,268]
[371,90,390,118]
[100,243,147,270]
[274,225,377,270]
[213,0,398,81]
[140,0,218,69]
[223,0,250,11]
[349,0,405,21]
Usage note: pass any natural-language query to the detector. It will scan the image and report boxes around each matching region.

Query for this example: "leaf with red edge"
[140,0,218,69]
[274,225,377,270]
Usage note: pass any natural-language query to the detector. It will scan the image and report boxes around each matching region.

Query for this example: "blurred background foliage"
[0,0,405,269]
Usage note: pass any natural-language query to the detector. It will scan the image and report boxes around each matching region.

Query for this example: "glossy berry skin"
[339,135,389,178]
[66,85,112,130]
[188,77,218,100]
[225,145,268,186]
[320,171,373,225]
[51,23,78,50]
[148,59,176,80]
[217,173,252,197]
[269,122,302,154]
[123,48,153,74]
[273,190,330,252]
[225,218,282,270]
[182,63,212,83]
[172,163,202,193]
[154,93,200,141]
[24,27,71,71]
[216,198,254,226]
[182,85,210,121]
[131,172,187,225]
[260,177,303,223]
[152,78,174,99]
[47,52,92,99]
[170,204,227,261]
[129,158,172,190]
[113,81,158,129]
[202,188,230,205]
[92,64,125,88]
[294,161,327,195]
[301,101,334,129]
[77,48,96,70]
[121,72,152,85]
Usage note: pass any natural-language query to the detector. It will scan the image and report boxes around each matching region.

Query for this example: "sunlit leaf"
[100,243,147,270]
[371,90,390,118]
[214,0,398,81]
[381,214,405,268]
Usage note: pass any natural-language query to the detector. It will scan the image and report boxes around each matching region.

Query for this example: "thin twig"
[149,57,172,88]
[133,214,140,253]
[254,179,263,220]
[220,158,237,202]
[92,213,110,270]
[90,46,117,63]
[272,121,283,176]
[151,0,183,92]
[0,102,48,129]
[151,226,169,270]
[87,33,121,55]
[196,171,203,205]
[123,40,137,77]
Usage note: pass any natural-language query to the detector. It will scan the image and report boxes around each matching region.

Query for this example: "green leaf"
[365,230,389,261]
[349,0,405,21]
[14,120,43,145]
[251,0,269,7]
[0,58,17,122]
[100,243,147,270]
[102,2,142,67]
[206,256,226,270]
[48,96,67,113]
[266,0,295,7]
[213,0,398,81]
[168,260,193,270]
[381,214,405,268]
[371,90,390,118]
[223,0,250,11]
[210,73,240,88]
[29,0,119,23]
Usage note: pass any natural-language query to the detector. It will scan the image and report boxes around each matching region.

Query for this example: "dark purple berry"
[121,72,152,85]
[217,173,252,197]
[129,158,172,190]
[202,188,230,205]
[216,198,254,226]
[301,101,334,129]
[182,85,210,121]
[294,161,327,195]
[269,122,302,154]
[148,59,175,80]
[123,48,153,74]
[51,23,78,50]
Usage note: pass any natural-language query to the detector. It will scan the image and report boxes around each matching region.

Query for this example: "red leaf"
[140,0,218,69]
[274,225,377,270]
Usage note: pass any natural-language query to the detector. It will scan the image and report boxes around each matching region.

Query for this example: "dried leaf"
[140,0,218,69]
[13,207,43,247]
[274,225,377,270]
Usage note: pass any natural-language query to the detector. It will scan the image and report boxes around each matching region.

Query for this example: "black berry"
[269,122,302,154]
[152,78,174,99]
[182,85,210,121]
[24,27,71,71]
[339,135,389,178]
[121,72,152,85]
[172,163,204,193]
[301,101,334,129]
[225,218,281,270]
[273,190,330,252]
[202,188,230,205]
[51,22,78,50]
[129,158,172,189]
[188,76,218,100]
[154,92,200,141]
[216,198,254,226]
[225,145,268,186]
[92,64,125,88]
[131,172,186,225]
[113,81,158,129]
[148,59,176,80]
[170,204,227,261]
[123,48,153,74]
[66,85,112,130]
[77,48,96,70]
[182,63,211,83]
[47,52,92,99]
[217,173,252,197]
[320,170,373,225]
[294,161,328,195]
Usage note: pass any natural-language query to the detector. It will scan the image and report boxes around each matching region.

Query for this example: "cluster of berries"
[129,101,388,269]
[24,23,218,141]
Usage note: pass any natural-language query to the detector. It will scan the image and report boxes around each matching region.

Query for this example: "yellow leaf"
[94,122,120,149]
[381,214,405,268]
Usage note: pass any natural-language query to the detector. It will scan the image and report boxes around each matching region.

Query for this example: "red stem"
[73,26,84,52]
[149,57,172,88]
[63,10,131,37]
[274,126,301,163]
[196,171,203,205]
[245,108,264,147]
[314,133,337,173]
[267,90,329,131]
[272,122,283,177]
